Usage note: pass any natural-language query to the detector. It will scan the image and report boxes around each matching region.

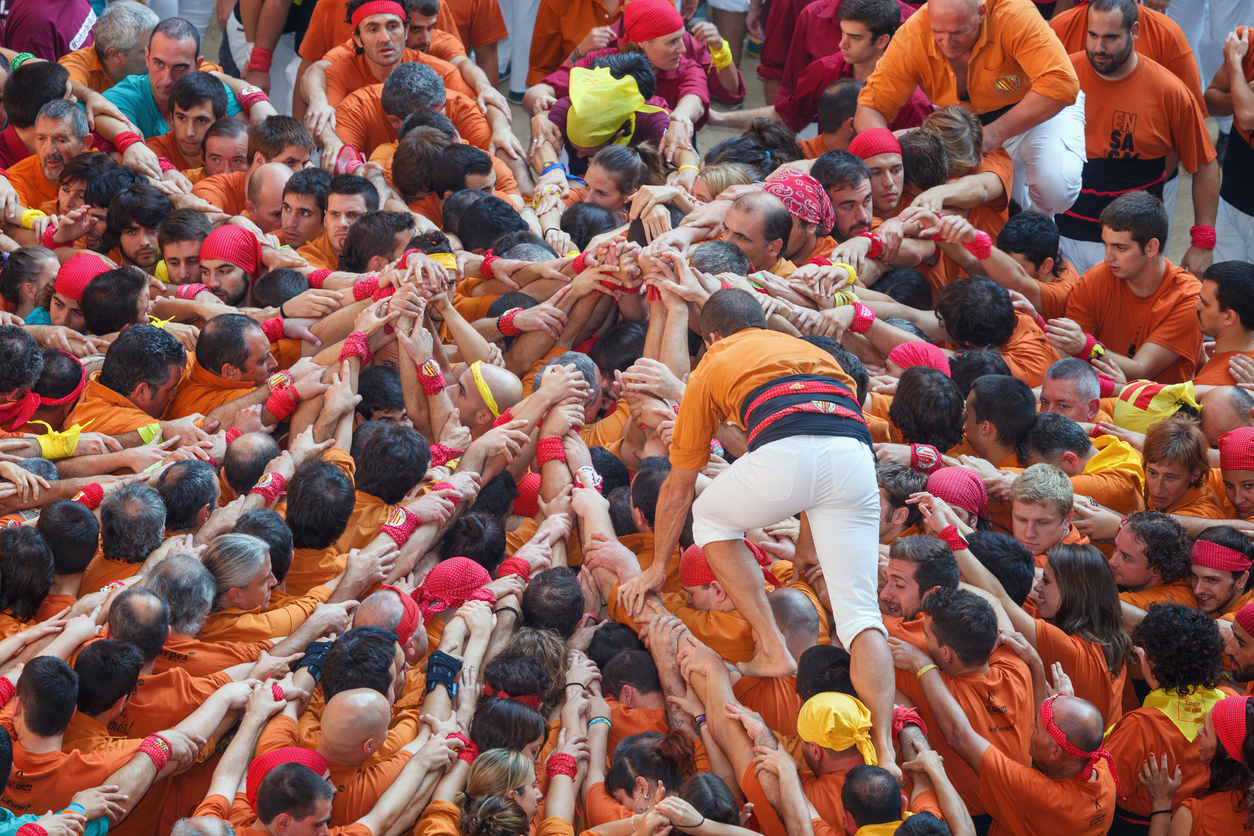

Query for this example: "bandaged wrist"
[176,283,212,300]
[138,422,162,445]
[496,556,531,580]
[708,38,734,70]
[417,357,445,396]
[535,436,566,465]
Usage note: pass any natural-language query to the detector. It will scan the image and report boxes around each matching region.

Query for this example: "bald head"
[247,162,295,234]
[320,688,392,763]
[733,190,789,219]
[171,818,235,836]
[768,587,820,661]
[927,0,985,60]
[1040,695,1104,771]
[1201,386,1254,446]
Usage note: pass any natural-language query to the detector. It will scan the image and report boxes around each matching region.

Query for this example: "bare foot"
[735,648,797,678]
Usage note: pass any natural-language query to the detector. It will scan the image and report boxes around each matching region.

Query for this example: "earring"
[636,795,649,811]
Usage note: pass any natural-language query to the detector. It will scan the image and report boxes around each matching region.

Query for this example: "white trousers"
[1058,237,1107,276]
[1215,196,1254,262]
[226,16,298,116]
[1003,90,1087,217]
[502,0,540,96]
[691,435,885,647]
[1168,0,1252,133]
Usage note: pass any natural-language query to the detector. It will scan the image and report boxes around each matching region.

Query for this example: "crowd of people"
[0,0,1248,835]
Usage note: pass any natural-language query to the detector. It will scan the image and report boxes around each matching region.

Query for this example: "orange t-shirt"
[966,148,1014,241]
[66,373,165,436]
[59,48,222,95]
[166,356,258,420]
[1119,578,1198,611]
[81,554,141,593]
[334,490,394,553]
[1178,793,1254,835]
[6,154,57,210]
[979,743,1115,836]
[191,170,247,216]
[527,0,622,85]
[145,132,197,173]
[1071,435,1146,516]
[298,0,459,63]
[324,47,474,107]
[619,531,683,594]
[797,135,831,160]
[1157,481,1227,519]
[153,631,273,676]
[107,668,234,738]
[668,328,860,471]
[999,311,1061,388]
[1037,259,1082,321]
[298,232,339,271]
[1035,618,1127,727]
[733,675,800,738]
[337,85,491,155]
[895,648,1034,816]
[0,733,135,817]
[1064,259,1202,384]
[1049,4,1206,112]
[858,0,1079,122]
[284,545,347,598]
[1105,704,1211,817]
[444,0,508,49]
[1195,350,1254,386]
[197,583,333,642]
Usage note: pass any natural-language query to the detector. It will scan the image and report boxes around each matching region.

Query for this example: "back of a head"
[285,460,356,550]
[74,639,145,717]
[796,645,855,702]
[802,335,870,406]
[438,513,507,574]
[154,459,219,531]
[561,203,621,252]
[966,531,1035,606]
[141,554,216,636]
[703,137,775,180]
[587,622,648,672]
[970,375,1038,448]
[681,774,740,826]
[442,189,489,238]
[5,61,69,130]
[85,166,146,210]
[689,240,752,276]
[935,277,1016,348]
[98,324,187,404]
[108,587,171,664]
[16,656,77,737]
[922,587,997,667]
[888,366,965,451]
[81,265,149,335]
[1017,411,1092,465]
[0,527,53,621]
[381,62,446,118]
[921,105,983,176]
[521,568,583,639]
[222,432,282,496]
[321,626,398,700]
[840,765,902,829]
[459,196,528,252]
[602,649,662,700]
[605,730,696,796]
[872,268,933,310]
[100,482,166,563]
[351,421,430,503]
[170,818,236,836]
[817,78,864,134]
[896,812,949,836]
[460,794,529,836]
[1131,603,1223,693]
[37,499,99,577]
[256,764,333,827]
[950,349,1011,399]
[899,129,949,190]
[1204,261,1254,333]
[698,288,767,340]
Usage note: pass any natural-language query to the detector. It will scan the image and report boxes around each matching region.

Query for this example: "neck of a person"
[141,659,156,676]
[1097,52,1138,83]
[941,657,990,678]
[975,437,1015,466]
[790,235,818,265]
[369,56,399,83]
[16,718,63,754]
[1214,325,1254,355]
[1125,256,1168,298]
[316,742,362,767]
[1044,755,1093,781]
[852,55,883,83]
[819,748,864,776]
[14,125,35,153]
[50,573,84,597]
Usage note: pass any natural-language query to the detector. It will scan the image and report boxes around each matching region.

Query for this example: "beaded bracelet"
[588,716,611,728]
[176,283,212,300]
[339,331,372,365]
[266,386,299,422]
[417,357,445,396]
[546,752,578,780]
[380,506,420,546]
[535,437,566,466]
[938,524,968,552]
[261,317,285,344]
[250,471,287,507]
[497,307,523,337]
[139,734,173,770]
[73,483,104,510]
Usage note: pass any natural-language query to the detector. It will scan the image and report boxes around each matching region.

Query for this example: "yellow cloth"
[430,253,457,269]
[795,692,877,763]
[854,824,904,836]
[567,66,664,147]
[470,360,499,417]
[1085,434,1146,494]
[1140,686,1225,742]
[32,419,89,460]
[1113,380,1200,432]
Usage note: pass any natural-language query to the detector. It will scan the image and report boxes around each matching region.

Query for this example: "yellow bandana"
[430,253,458,270]
[795,692,877,764]
[470,361,499,418]
[1141,686,1226,742]
[567,67,665,148]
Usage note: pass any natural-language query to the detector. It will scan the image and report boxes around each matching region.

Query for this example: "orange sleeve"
[297,3,338,62]
[857,21,930,123]
[995,4,1080,105]
[465,0,509,45]
[428,30,469,61]
[536,818,575,836]
[324,42,356,64]
[256,713,301,757]
[581,399,629,448]
[325,62,359,108]
[1063,266,1105,336]
[336,96,375,154]
[193,794,234,819]
[584,782,633,827]
[668,360,719,471]
[447,93,492,151]
[527,0,570,85]
[58,48,93,87]
[1167,78,1218,173]
[197,585,333,642]
[1070,470,1144,516]
[191,175,244,215]
[413,800,462,836]
[1036,275,1078,321]
[335,752,414,824]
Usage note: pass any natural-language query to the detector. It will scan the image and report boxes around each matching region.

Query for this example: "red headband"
[481,684,542,710]
[1237,602,1254,639]
[1211,696,1252,764]
[680,542,778,591]
[1039,695,1124,799]
[351,0,406,27]
[887,341,951,377]
[0,352,87,431]
[1190,540,1253,573]
[764,169,836,236]
[381,584,421,644]
[246,747,330,811]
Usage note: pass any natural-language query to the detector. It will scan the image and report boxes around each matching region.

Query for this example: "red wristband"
[398,248,426,269]
[491,408,514,428]
[0,675,16,708]
[246,47,274,72]
[496,556,531,580]
[535,436,566,466]
[113,131,142,152]
[892,705,928,738]
[429,443,462,468]
[574,333,599,354]
[271,682,285,701]
[176,283,212,300]
[158,157,178,173]
[266,386,299,421]
[938,524,968,552]
[497,307,523,337]
[1190,224,1217,250]
[307,269,332,289]
[226,427,243,444]
[380,506,420,546]
[261,317,285,343]
[546,752,578,780]
[860,232,884,260]
[41,224,57,249]
[431,481,460,506]
[480,249,500,277]
[850,302,875,335]
[570,252,587,274]
[352,275,380,301]
[449,731,478,764]
[249,471,287,507]
[73,483,104,510]
[910,444,942,474]
[417,357,445,396]
[1097,374,1116,398]
[339,331,372,365]
[16,824,47,836]
[138,734,172,770]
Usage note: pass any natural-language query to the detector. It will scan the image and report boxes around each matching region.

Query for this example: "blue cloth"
[23,307,50,325]
[99,75,241,138]
[0,803,109,836]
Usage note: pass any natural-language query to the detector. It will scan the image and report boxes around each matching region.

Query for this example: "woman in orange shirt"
[922,495,1133,727]
[1139,695,1254,836]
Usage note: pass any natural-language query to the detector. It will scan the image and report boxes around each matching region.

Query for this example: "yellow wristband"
[20,209,46,230]
[832,261,858,287]
[831,289,859,307]
[916,664,939,678]
[677,165,699,174]
[709,38,733,70]
[33,420,90,460]
[138,422,162,445]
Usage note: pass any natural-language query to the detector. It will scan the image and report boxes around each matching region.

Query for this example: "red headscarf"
[246,747,330,811]
[1210,695,1253,763]
[764,169,836,236]
[411,557,496,623]
[0,351,87,432]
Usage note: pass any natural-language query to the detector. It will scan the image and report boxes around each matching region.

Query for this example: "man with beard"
[5,100,91,211]
[1223,601,1254,693]
[1189,526,1254,619]
[1057,0,1218,275]
[103,184,169,275]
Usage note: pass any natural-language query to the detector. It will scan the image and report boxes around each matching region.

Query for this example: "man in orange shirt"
[1223,601,1254,692]
[855,0,1084,218]
[875,462,927,544]
[1051,191,1203,385]
[145,72,228,174]
[950,212,1081,321]
[298,174,380,271]
[1056,0,1218,276]
[6,100,92,212]
[192,117,315,217]
[1038,358,1104,425]
[81,483,166,593]
[1019,412,1146,516]
[57,1,157,94]
[1107,512,1197,612]
[1195,261,1254,387]
[1188,528,1254,619]
[1010,465,1083,566]
[66,325,193,437]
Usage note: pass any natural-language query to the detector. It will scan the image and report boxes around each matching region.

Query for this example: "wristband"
[535,436,567,466]
[708,38,734,70]
[695,713,707,727]
[849,302,875,335]
[497,307,523,337]
[938,524,968,552]
[832,261,859,287]
[1097,374,1116,398]
[246,47,274,73]
[295,639,332,683]
[158,157,178,173]
[491,408,515,428]
[9,52,35,70]
[892,705,928,737]
[541,162,568,177]
[496,556,531,580]
[429,442,462,468]
[113,132,143,153]
[271,682,285,701]
[677,164,700,175]
[226,427,243,444]
[261,317,285,343]
[494,604,521,620]
[588,716,611,728]
[267,370,294,392]
[20,209,46,230]
[424,649,463,696]
[16,825,46,836]
[417,357,445,396]
[480,249,500,278]
[915,664,938,678]
[138,422,162,445]
[1149,811,1171,817]
[576,465,603,494]
[0,676,15,708]
[138,734,172,770]
[176,283,212,300]
[352,274,380,301]
[339,331,372,365]
[1080,332,1106,363]
[41,223,57,249]
[910,444,943,474]
[73,483,104,510]
[380,505,420,546]
[860,231,884,260]
[236,85,270,115]
[265,386,299,422]
[431,481,461,506]
[570,252,587,274]
[307,268,332,289]
[249,471,287,507]
[1189,224,1216,250]
[451,732,479,764]
[397,248,426,269]
[546,752,578,780]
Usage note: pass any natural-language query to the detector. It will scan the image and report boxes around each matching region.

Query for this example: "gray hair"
[171,818,235,836]
[533,351,601,406]
[689,240,751,276]
[354,588,405,633]
[37,99,89,141]
[142,554,216,636]
[1044,357,1100,402]
[502,242,558,262]
[201,533,269,606]
[381,63,445,119]
[101,484,166,564]
[15,458,58,482]
[93,1,158,59]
